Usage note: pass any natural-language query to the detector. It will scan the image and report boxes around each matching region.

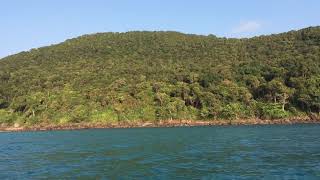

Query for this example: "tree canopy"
[0,27,319,125]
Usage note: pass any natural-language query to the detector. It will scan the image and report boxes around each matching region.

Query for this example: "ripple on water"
[0,124,320,179]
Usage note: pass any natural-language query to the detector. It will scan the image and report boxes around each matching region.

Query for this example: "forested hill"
[0,27,319,125]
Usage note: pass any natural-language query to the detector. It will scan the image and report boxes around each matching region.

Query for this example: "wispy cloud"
[231,21,262,34]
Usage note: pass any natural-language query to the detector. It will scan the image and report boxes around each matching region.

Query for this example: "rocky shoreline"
[0,116,319,132]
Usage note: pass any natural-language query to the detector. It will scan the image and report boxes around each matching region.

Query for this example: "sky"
[1,0,320,58]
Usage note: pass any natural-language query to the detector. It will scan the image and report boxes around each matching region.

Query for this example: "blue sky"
[1,0,320,58]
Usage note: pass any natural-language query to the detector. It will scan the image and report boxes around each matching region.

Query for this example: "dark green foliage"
[0,27,319,125]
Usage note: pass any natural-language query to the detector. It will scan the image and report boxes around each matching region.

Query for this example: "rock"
[309,113,320,121]
[142,122,153,127]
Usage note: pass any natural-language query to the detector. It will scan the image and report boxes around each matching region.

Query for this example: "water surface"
[1,124,320,179]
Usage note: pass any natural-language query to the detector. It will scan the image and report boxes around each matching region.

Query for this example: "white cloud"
[232,21,262,34]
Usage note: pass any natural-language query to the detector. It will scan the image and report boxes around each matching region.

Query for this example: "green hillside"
[0,27,319,125]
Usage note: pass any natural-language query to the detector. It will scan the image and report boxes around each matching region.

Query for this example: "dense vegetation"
[0,27,319,126]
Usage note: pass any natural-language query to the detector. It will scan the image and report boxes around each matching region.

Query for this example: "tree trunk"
[282,93,288,111]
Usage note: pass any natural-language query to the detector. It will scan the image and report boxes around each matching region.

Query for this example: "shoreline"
[1,117,319,132]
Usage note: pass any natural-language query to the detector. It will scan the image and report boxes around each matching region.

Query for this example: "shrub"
[89,108,118,123]
[219,103,242,120]
[0,109,14,124]
[257,103,289,119]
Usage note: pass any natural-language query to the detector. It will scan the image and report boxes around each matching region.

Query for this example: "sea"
[1,124,320,179]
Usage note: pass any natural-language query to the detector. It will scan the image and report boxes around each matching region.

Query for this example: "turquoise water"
[1,125,320,179]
